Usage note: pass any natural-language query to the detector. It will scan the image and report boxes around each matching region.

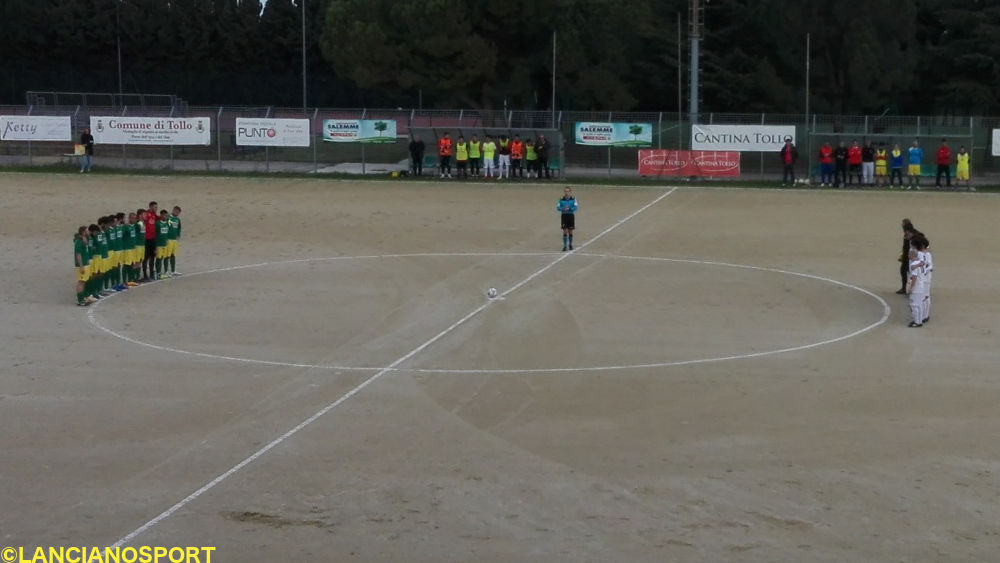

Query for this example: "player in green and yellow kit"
[155,210,170,279]
[74,226,94,306]
[166,206,182,276]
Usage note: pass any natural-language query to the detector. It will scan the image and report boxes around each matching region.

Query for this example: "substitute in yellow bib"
[955,145,971,189]
[874,143,888,186]
[455,136,469,179]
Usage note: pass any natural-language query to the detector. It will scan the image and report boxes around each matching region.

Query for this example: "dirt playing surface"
[1,173,998,562]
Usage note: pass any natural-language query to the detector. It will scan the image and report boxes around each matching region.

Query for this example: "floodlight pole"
[551,30,557,129]
[689,0,703,125]
[116,1,123,100]
[302,0,308,111]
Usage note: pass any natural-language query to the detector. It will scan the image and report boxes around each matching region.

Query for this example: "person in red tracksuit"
[142,201,158,281]
[847,140,863,185]
[438,132,453,178]
[935,138,951,188]
[818,141,834,186]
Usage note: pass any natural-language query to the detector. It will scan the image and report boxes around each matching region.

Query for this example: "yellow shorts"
[76,266,90,282]
[165,239,178,257]
[107,250,117,268]
[875,164,887,176]
[129,248,139,264]
[908,164,921,176]
[956,167,969,180]
[156,245,169,259]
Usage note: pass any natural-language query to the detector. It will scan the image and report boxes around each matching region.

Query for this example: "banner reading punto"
[90,117,211,145]
[691,124,796,152]
[322,119,396,143]
[0,115,72,141]
[638,150,740,177]
[574,122,653,147]
[235,118,310,147]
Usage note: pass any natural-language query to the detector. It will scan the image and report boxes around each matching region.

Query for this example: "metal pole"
[216,106,222,171]
[312,107,319,173]
[805,32,811,184]
[677,12,683,150]
[116,1,123,99]
[689,0,702,125]
[302,0,308,111]
[551,30,557,129]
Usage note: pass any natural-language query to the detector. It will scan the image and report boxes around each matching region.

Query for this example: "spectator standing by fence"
[955,145,971,189]
[818,142,834,186]
[79,128,94,173]
[455,135,469,179]
[438,132,453,178]
[536,134,551,179]
[834,141,849,187]
[779,137,798,186]
[848,140,863,185]
[408,135,425,176]
[889,143,905,187]
[861,139,875,185]
[468,135,482,178]
[525,138,538,178]
[875,143,888,187]
[935,138,951,188]
[907,140,923,189]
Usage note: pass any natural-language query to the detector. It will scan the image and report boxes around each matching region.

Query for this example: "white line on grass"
[109,187,677,547]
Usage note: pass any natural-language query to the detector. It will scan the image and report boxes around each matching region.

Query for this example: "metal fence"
[1,104,997,180]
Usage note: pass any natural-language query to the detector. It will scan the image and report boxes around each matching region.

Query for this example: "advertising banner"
[90,116,211,145]
[993,129,1000,156]
[235,118,311,147]
[574,122,653,147]
[322,119,397,143]
[0,115,72,141]
[638,150,741,177]
[691,124,796,152]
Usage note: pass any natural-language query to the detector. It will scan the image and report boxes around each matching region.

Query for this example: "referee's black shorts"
[145,239,156,259]
[561,213,575,230]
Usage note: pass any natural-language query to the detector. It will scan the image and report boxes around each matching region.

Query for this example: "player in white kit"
[906,238,929,327]
[917,236,933,324]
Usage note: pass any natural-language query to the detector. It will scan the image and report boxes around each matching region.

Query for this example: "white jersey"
[909,256,929,293]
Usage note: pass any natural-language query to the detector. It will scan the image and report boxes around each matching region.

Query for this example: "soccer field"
[1,173,998,561]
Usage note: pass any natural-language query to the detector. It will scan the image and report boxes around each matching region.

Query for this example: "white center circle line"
[88,251,890,374]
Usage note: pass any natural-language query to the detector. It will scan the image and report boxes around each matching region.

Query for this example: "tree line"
[0,0,996,115]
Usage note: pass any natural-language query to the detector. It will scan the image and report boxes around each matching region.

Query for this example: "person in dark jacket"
[408,135,425,176]
[779,137,798,186]
[535,134,552,179]
[833,140,849,187]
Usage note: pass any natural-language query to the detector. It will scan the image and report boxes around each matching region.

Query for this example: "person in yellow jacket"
[468,134,482,178]
[525,138,538,178]
[955,145,972,190]
[874,143,889,187]
[455,135,469,179]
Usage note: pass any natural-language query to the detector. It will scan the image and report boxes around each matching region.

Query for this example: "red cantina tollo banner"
[638,150,740,177]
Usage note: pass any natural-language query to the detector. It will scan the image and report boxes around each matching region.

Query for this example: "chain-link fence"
[1,104,998,181]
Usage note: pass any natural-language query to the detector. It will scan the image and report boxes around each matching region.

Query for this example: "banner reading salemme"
[691,124,796,152]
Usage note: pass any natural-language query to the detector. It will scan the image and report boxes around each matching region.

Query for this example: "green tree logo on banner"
[629,124,644,140]
[374,121,388,136]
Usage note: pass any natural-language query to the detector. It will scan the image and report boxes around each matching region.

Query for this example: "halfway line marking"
[109,188,677,547]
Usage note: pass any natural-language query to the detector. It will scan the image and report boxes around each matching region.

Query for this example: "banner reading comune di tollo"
[91,117,211,145]
[322,119,396,143]
[638,150,740,177]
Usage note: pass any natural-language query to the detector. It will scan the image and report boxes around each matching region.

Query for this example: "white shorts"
[498,155,511,168]
[483,158,495,172]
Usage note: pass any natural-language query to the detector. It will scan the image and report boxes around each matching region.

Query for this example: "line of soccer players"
[73,201,182,306]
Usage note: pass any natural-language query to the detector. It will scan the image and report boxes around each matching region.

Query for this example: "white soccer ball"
[487,287,498,299]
